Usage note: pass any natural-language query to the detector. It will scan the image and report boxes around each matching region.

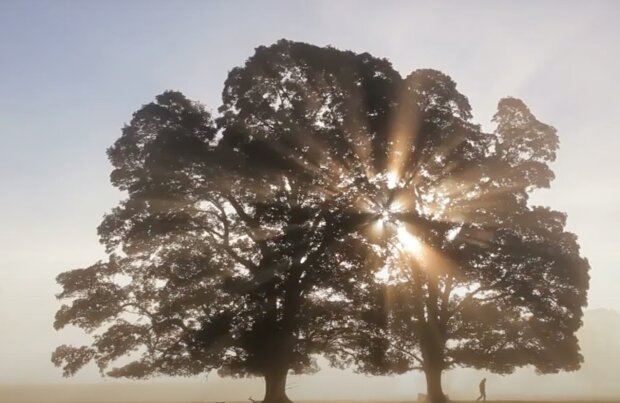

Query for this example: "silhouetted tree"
[52,40,589,403]
[52,41,397,403]
[336,77,590,402]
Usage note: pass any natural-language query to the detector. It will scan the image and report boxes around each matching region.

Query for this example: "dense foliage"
[53,40,589,403]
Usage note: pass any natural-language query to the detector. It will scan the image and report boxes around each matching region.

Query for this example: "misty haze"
[1,2,619,403]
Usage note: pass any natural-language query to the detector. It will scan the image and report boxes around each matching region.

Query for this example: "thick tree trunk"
[263,368,292,403]
[424,365,446,403]
[413,267,448,403]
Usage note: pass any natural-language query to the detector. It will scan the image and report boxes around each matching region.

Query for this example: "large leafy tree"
[336,78,590,402]
[52,41,396,403]
[53,40,589,403]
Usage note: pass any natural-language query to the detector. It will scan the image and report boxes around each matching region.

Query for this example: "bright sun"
[374,225,424,283]
[386,171,399,189]
[396,225,423,255]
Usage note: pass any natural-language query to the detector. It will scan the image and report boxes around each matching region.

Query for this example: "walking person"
[476,378,486,401]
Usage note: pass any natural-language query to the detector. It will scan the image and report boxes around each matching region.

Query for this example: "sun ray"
[386,84,421,186]
[396,225,423,255]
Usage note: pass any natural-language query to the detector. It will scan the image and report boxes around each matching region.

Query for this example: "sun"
[396,225,423,255]
[386,171,399,189]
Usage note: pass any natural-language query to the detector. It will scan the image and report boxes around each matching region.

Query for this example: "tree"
[52,41,397,403]
[52,40,589,403]
[336,79,590,402]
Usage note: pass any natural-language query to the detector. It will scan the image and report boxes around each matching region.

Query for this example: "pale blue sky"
[1,0,619,392]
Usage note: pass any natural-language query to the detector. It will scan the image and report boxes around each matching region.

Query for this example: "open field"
[4,399,620,403]
[2,385,620,403]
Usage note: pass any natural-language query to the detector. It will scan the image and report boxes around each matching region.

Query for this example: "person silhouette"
[476,378,487,401]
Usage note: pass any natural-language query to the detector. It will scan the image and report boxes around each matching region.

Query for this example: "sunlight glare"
[386,171,399,189]
[396,225,423,255]
[380,210,390,222]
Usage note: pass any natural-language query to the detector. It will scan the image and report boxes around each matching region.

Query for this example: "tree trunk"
[263,367,292,403]
[424,365,446,403]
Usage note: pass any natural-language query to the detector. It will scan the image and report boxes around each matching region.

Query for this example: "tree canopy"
[53,40,589,403]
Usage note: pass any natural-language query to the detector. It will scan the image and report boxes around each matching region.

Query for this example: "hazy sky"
[1,0,619,393]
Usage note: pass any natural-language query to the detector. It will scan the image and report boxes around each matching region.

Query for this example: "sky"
[1,0,619,398]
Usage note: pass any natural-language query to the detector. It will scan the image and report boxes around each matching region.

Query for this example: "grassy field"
[2,384,620,403]
[3,396,620,403]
